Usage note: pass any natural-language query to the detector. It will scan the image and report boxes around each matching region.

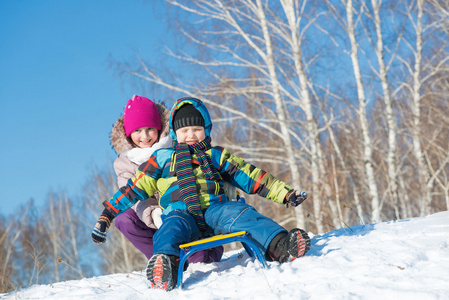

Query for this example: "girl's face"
[176,126,206,145]
[130,127,159,148]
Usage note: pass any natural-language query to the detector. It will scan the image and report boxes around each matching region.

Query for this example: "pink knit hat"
[123,95,161,136]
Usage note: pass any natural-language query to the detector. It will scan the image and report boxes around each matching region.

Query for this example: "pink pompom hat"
[123,95,162,136]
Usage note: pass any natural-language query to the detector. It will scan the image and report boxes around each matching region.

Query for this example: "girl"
[107,95,223,263]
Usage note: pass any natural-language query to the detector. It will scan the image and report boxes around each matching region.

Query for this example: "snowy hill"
[2,211,448,300]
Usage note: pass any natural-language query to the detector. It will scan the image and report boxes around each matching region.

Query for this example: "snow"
[2,211,448,300]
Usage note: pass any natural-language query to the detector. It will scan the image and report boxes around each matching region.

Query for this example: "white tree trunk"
[435,177,449,211]
[255,0,306,228]
[119,233,132,271]
[345,0,380,223]
[280,0,323,233]
[49,200,60,282]
[64,195,83,276]
[371,0,400,219]
[411,0,432,216]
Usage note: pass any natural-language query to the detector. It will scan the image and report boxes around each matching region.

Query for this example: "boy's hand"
[285,190,307,207]
[92,209,114,244]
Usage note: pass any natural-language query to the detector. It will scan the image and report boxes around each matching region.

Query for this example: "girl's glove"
[151,207,163,229]
[285,190,307,207]
[92,209,115,244]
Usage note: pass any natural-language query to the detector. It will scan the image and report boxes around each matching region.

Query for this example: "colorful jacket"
[103,98,293,217]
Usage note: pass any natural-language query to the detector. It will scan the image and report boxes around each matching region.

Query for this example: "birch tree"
[0,217,21,293]
[397,0,449,216]
[45,192,85,281]
[369,0,401,219]
[344,0,381,222]
[279,0,325,232]
[410,0,431,216]
[252,0,310,229]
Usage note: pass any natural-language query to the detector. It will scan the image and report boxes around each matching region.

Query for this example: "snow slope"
[2,211,448,300]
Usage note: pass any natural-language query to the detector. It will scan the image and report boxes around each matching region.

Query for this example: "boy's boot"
[267,228,311,263]
[146,254,180,291]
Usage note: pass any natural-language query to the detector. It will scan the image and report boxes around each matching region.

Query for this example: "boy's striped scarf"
[175,136,221,231]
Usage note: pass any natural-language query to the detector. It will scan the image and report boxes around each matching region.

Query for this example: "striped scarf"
[175,136,221,231]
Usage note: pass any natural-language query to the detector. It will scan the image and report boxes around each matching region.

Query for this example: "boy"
[92,97,310,291]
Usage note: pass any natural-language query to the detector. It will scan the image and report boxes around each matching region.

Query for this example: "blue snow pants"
[152,201,287,257]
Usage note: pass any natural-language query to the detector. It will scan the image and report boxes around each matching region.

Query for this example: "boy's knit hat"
[123,95,161,136]
[172,104,205,132]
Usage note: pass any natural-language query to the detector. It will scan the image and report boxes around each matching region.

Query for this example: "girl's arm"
[113,154,138,187]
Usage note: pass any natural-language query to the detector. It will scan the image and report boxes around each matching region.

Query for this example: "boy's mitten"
[285,190,307,207]
[92,209,115,244]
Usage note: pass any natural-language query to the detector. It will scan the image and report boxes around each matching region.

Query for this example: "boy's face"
[176,126,206,145]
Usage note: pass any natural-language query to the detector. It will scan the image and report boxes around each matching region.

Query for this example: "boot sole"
[288,228,311,261]
[146,254,174,291]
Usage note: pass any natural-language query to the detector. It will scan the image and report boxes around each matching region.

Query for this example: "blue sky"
[0,1,171,215]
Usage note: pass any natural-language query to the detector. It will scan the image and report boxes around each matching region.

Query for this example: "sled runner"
[177,231,268,288]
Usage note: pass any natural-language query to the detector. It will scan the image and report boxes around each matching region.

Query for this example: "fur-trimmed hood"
[110,102,170,155]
